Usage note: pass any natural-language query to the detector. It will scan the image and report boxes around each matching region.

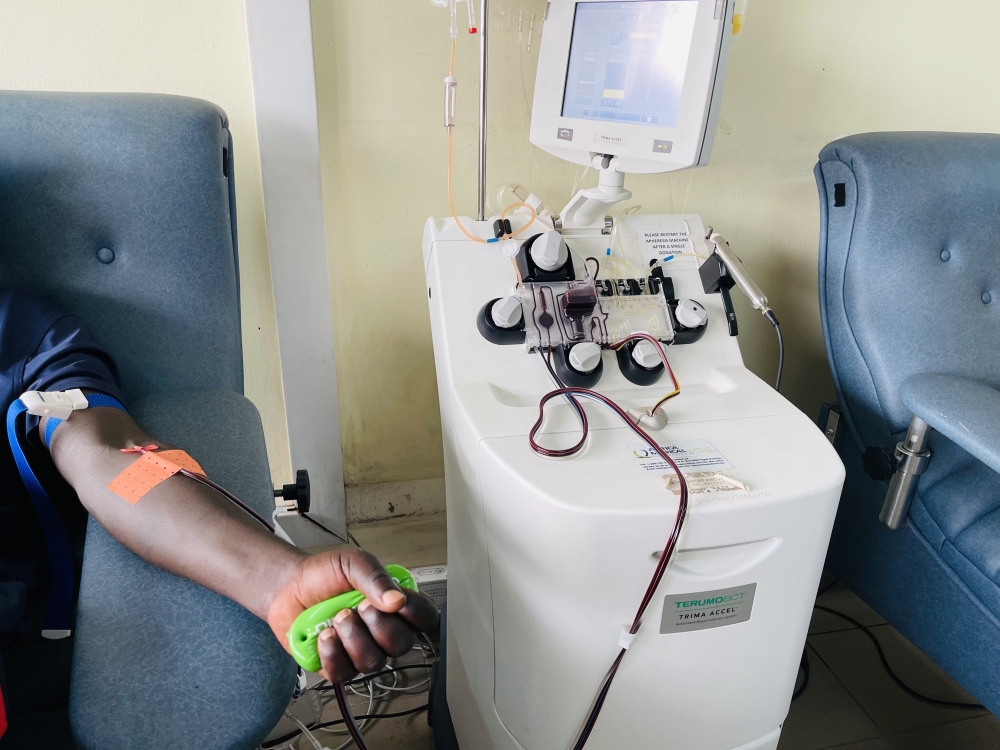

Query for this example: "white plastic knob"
[675,299,708,329]
[491,296,523,328]
[568,342,602,373]
[530,231,569,272]
[632,340,662,369]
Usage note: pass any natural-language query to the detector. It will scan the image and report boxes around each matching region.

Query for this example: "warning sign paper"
[628,439,733,475]
[636,220,697,270]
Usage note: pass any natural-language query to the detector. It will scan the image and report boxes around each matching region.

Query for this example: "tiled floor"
[780,582,1000,750]
[314,515,1000,750]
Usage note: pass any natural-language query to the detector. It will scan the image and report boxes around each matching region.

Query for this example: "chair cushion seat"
[910,433,1000,621]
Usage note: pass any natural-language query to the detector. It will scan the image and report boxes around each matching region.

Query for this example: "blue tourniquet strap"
[7,393,128,636]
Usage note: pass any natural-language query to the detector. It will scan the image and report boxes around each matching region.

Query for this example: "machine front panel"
[422,212,846,749]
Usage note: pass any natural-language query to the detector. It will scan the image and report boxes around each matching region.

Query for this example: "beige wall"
[316,0,1000,487]
[0,0,292,483]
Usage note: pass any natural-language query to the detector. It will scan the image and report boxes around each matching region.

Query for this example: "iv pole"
[477,0,489,220]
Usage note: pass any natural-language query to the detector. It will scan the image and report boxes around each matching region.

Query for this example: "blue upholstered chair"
[816,132,1000,716]
[0,91,295,748]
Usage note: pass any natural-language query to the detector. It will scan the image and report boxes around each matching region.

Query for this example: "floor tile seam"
[809,624,987,733]
[802,642,884,737]
[810,623,906,735]
[809,623,862,636]
[878,711,992,738]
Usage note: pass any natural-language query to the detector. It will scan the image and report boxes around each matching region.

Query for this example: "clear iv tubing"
[446,127,537,244]
[466,0,477,33]
[125,445,274,532]
[445,33,537,245]
[530,333,680,459]
[529,335,687,749]
[487,183,550,219]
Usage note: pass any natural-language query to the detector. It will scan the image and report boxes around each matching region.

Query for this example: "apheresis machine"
[423,2,846,748]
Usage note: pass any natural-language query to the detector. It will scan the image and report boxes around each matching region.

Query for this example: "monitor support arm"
[559,155,632,230]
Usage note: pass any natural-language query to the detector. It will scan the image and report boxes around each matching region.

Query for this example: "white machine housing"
[423,212,845,750]
[530,0,734,174]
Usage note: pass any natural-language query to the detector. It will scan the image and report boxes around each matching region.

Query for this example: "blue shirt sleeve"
[21,314,126,409]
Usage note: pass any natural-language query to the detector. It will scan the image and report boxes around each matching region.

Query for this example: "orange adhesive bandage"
[108,448,205,505]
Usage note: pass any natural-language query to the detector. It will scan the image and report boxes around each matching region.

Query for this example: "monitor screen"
[561,1,698,128]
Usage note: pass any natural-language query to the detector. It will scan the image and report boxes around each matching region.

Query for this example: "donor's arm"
[44,405,438,682]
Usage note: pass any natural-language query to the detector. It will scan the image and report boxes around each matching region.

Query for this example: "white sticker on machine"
[661,583,757,634]
[628,439,733,475]
[636,219,697,270]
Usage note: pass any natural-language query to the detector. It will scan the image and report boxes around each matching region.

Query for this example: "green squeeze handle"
[287,563,418,673]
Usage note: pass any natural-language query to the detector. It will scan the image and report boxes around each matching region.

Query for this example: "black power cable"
[763,309,783,392]
[793,578,980,709]
[790,577,836,695]
[791,649,810,701]
[312,702,429,730]
[812,605,983,710]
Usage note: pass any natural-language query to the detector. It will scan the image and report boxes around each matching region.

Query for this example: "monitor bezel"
[529,0,732,174]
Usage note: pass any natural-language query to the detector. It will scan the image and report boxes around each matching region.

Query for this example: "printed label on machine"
[664,471,748,496]
[628,439,733,475]
[660,584,757,634]
[637,219,697,270]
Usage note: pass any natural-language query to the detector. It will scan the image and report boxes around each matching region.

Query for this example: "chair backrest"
[0,91,243,401]
[816,132,1000,450]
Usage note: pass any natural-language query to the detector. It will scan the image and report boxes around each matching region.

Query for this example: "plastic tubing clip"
[287,564,418,673]
[618,626,637,650]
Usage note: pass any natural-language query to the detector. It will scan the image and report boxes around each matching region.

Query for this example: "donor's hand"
[267,549,439,682]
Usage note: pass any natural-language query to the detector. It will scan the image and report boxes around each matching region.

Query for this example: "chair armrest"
[70,389,295,750]
[901,373,1000,475]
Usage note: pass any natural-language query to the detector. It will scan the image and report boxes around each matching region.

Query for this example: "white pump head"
[568,341,602,373]
[530,231,570,272]
[675,299,709,329]
[491,296,523,328]
[632,340,663,369]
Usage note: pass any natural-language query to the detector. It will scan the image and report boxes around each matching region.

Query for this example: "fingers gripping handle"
[286,564,419,673]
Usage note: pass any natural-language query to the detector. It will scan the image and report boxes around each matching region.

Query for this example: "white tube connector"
[618,626,636,650]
